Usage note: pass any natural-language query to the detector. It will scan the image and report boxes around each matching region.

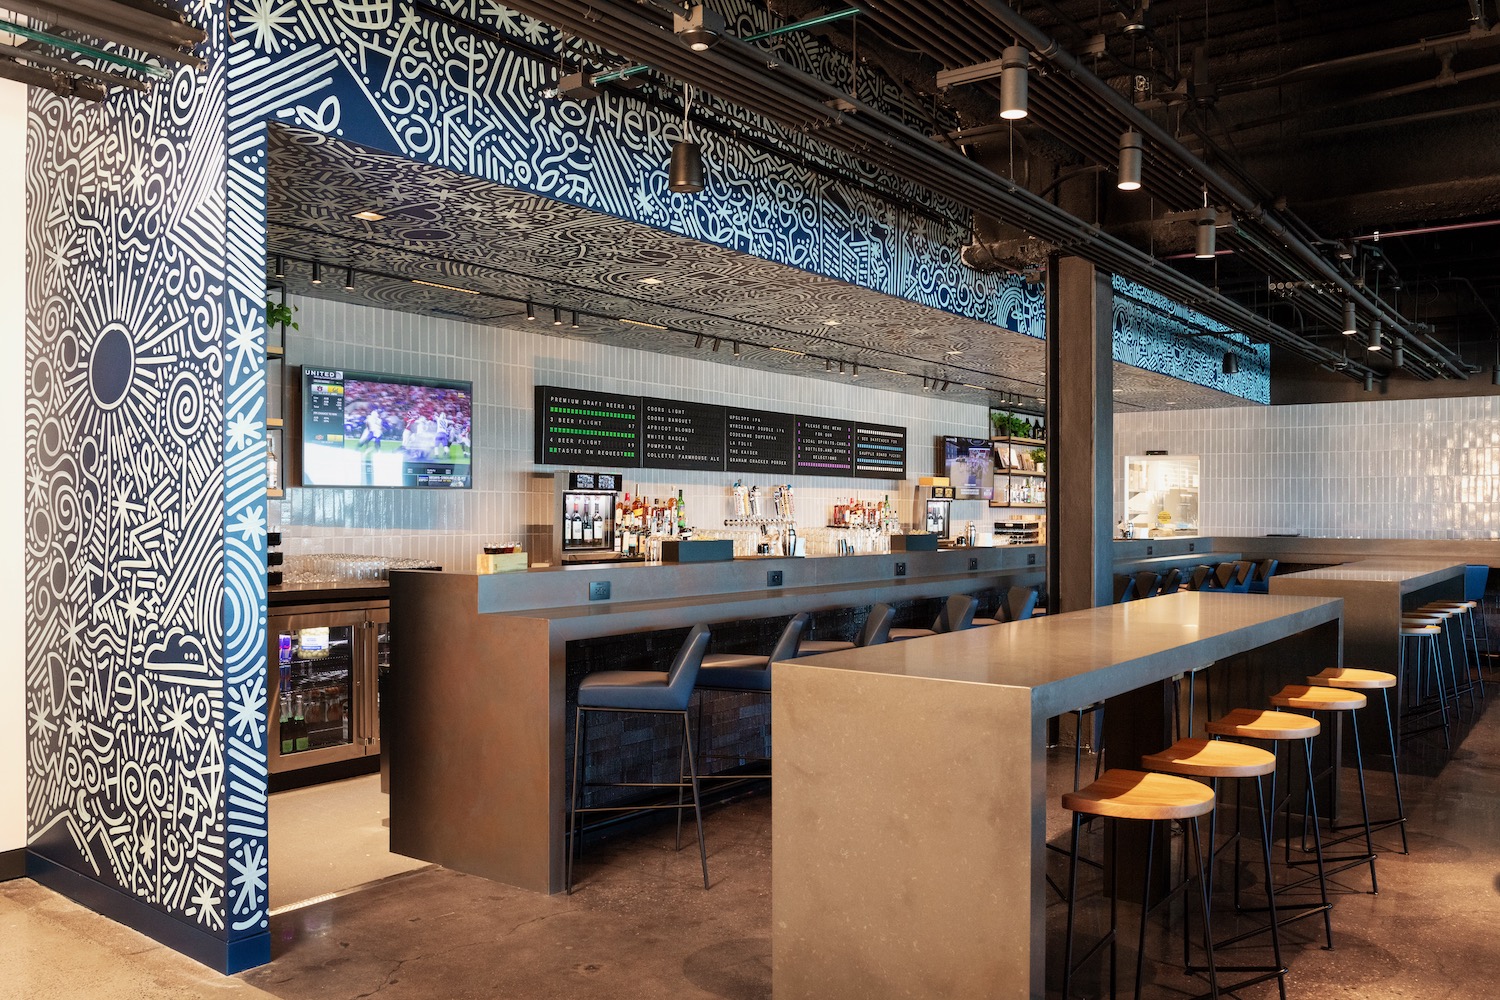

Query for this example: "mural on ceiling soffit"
[1111,276,1270,404]
[27,0,271,955]
[226,0,1046,340]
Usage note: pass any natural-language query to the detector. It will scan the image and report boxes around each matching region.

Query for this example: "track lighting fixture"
[999,46,1029,120]
[851,363,859,378]
[732,341,741,358]
[668,84,705,194]
[1493,365,1500,387]
[526,301,535,321]
[571,311,579,329]
[1194,191,1216,259]
[674,4,725,51]
[941,379,951,392]
[1392,337,1404,368]
[310,260,322,285]
[1364,372,1374,392]
[838,360,845,375]
[272,254,285,279]
[1342,300,1357,335]
[1367,319,1383,351]
[695,333,704,349]
[1117,130,1143,191]
[343,267,354,291]
[825,358,832,371]
[1221,351,1238,375]
[712,337,721,352]
[552,306,563,326]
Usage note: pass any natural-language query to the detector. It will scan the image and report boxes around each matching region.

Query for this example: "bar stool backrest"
[1157,567,1182,595]
[1187,565,1214,591]
[1115,576,1138,603]
[665,625,714,706]
[1006,585,1039,621]
[936,594,978,633]
[1134,570,1160,600]
[1232,560,1257,591]
[1214,562,1236,589]
[768,613,810,664]
[1466,564,1489,603]
[1254,558,1279,583]
[857,604,896,646]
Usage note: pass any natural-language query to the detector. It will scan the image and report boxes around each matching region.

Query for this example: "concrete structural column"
[0,78,24,881]
[1046,256,1114,612]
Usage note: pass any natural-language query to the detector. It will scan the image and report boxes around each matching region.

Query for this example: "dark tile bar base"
[0,846,23,881]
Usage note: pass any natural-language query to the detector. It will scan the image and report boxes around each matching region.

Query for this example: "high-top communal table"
[771,591,1343,1000]
[1269,559,1465,674]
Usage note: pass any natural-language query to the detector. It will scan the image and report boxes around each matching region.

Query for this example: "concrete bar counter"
[771,591,1342,1000]
[388,547,1047,895]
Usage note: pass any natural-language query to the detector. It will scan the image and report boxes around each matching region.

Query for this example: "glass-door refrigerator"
[269,607,385,779]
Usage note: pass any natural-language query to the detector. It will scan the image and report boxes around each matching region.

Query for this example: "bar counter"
[388,546,1047,894]
[771,591,1343,1000]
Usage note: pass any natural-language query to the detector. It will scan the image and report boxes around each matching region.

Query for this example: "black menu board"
[642,398,725,471]
[534,386,641,467]
[794,417,854,477]
[725,408,795,474]
[854,422,907,480]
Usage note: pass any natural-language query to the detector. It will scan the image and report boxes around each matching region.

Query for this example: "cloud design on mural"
[144,629,211,675]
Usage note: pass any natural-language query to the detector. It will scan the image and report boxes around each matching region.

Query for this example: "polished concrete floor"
[5,681,1500,998]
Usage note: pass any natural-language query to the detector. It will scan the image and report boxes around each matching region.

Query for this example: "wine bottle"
[676,489,687,534]
[292,693,309,752]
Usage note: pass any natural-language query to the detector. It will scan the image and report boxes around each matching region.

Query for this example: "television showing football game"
[300,367,473,488]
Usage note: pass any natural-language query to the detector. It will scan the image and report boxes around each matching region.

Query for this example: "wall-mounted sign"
[534,386,640,466]
[794,417,854,476]
[642,398,725,471]
[725,408,795,474]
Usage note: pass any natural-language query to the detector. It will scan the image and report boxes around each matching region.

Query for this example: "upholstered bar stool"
[693,613,809,780]
[1399,621,1451,752]
[888,593,977,640]
[1060,769,1220,1000]
[1268,684,1378,893]
[1308,668,1408,854]
[568,624,713,893]
[973,585,1039,627]
[1205,708,1334,948]
[1142,737,1287,1000]
[796,604,894,655]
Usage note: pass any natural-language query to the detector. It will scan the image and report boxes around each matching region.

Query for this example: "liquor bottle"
[266,436,279,488]
[278,635,293,754]
[676,489,687,534]
[279,695,293,755]
[292,693,309,752]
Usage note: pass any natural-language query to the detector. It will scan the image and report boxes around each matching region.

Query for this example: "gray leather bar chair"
[568,624,713,893]
[698,613,809,688]
[889,593,978,640]
[798,604,895,655]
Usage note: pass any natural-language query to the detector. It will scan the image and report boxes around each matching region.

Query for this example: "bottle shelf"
[993,435,1044,447]
[267,417,284,429]
[267,345,286,358]
[267,488,285,499]
[1002,469,1045,478]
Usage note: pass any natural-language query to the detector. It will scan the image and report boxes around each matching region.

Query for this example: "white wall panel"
[272,294,993,569]
[1116,397,1500,539]
[1,78,27,856]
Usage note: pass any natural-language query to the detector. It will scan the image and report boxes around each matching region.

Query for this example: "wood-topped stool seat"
[1060,769,1219,998]
[1062,768,1215,820]
[1308,667,1395,690]
[1143,737,1275,779]
[1269,684,1367,712]
[1206,708,1320,741]
[1400,622,1441,633]
[1309,666,1409,854]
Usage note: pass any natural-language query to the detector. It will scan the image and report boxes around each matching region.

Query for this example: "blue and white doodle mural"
[1112,275,1270,403]
[26,1,271,970]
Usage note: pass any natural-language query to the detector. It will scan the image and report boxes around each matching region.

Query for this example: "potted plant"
[1028,447,1046,474]
[266,299,299,331]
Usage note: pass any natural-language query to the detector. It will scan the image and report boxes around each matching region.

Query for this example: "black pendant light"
[999,46,1029,120]
[1221,351,1239,375]
[272,254,286,279]
[669,84,705,194]
[310,259,322,285]
[1117,130,1143,191]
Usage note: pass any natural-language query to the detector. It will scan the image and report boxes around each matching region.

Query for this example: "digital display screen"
[301,368,473,489]
[534,386,642,467]
[942,436,994,500]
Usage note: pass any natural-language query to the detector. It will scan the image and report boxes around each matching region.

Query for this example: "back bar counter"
[388,544,1056,894]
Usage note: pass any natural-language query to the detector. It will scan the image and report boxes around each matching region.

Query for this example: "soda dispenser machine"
[554,471,623,563]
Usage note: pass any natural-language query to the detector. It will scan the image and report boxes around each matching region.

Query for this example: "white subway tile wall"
[270,294,994,568]
[1115,396,1500,539]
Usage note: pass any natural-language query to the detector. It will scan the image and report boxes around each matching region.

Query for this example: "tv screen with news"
[300,367,473,488]
[942,436,994,501]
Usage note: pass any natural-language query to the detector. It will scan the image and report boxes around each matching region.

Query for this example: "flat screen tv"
[300,367,473,488]
[941,436,994,501]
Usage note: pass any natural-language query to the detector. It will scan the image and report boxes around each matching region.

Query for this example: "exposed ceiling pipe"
[0,6,201,69]
[0,54,103,99]
[960,0,1469,379]
[505,0,1375,377]
[0,41,148,90]
[1218,22,1500,95]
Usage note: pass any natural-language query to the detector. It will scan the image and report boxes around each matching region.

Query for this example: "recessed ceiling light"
[1166,401,1178,405]
[353,210,386,222]
[823,318,841,327]
[946,349,963,356]
[640,277,663,285]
